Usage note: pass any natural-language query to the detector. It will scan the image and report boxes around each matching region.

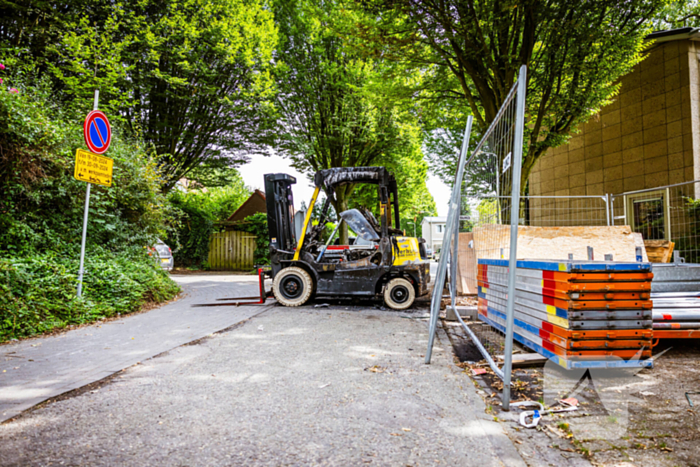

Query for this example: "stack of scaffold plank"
[476,258,654,369]
[651,264,700,338]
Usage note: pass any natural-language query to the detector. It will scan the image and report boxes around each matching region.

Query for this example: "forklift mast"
[264,173,297,252]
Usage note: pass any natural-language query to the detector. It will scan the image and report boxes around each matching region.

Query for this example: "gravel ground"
[0,305,525,466]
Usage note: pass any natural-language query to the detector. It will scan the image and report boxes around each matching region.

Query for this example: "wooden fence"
[208,231,257,270]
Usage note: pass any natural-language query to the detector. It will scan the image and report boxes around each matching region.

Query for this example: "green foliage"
[2,0,279,189]
[0,247,179,342]
[258,0,427,243]
[0,70,168,254]
[166,177,250,267]
[0,64,180,342]
[344,0,667,192]
[235,213,270,265]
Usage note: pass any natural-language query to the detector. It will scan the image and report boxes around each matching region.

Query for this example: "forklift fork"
[192,268,272,307]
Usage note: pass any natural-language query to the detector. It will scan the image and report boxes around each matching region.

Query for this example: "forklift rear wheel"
[273,267,314,307]
[383,278,415,310]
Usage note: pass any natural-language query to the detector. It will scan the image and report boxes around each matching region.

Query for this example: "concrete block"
[644,141,668,159]
[540,168,555,184]
[569,172,586,188]
[681,68,691,86]
[665,56,680,75]
[602,110,621,127]
[683,132,694,152]
[643,124,667,144]
[621,101,642,120]
[668,135,683,154]
[569,160,585,175]
[569,135,584,150]
[584,129,602,146]
[646,172,668,188]
[641,80,665,100]
[553,152,568,167]
[554,163,569,179]
[684,150,694,168]
[686,166,695,181]
[584,117,601,132]
[604,165,623,181]
[585,156,603,172]
[530,171,541,184]
[585,142,602,159]
[667,119,683,138]
[623,161,644,177]
[664,40,679,59]
[622,147,644,163]
[666,103,682,123]
[602,98,621,113]
[624,174,646,191]
[668,152,685,170]
[605,179,624,194]
[623,71,641,90]
[604,151,623,168]
[642,94,666,114]
[586,182,604,195]
[569,148,585,162]
[620,88,642,108]
[669,167,685,184]
[642,109,666,129]
[622,131,644,150]
[586,169,604,185]
[446,306,477,321]
[644,155,668,174]
[539,155,554,170]
[602,124,621,142]
[621,116,643,136]
[665,87,681,107]
[569,186,586,196]
[682,114,693,135]
[665,72,681,92]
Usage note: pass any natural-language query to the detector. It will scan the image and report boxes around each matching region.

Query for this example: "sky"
[238,154,452,217]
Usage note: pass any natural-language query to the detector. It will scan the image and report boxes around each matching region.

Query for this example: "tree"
[260,0,418,243]
[4,0,278,190]
[346,0,666,194]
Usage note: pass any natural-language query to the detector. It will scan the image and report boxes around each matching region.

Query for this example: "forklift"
[264,167,431,310]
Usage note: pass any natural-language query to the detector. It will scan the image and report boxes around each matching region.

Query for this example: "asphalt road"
[0,275,525,466]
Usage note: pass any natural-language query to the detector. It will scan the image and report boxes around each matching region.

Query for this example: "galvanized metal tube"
[425,116,473,364]
[501,65,527,411]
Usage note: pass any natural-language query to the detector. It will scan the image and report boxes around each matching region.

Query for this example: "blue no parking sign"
[83,110,112,154]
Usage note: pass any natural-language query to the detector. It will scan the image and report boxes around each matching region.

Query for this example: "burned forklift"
[264,167,430,310]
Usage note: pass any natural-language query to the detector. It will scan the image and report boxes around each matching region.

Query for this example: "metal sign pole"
[77,90,99,297]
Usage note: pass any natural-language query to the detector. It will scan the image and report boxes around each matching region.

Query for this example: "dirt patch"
[444,318,700,466]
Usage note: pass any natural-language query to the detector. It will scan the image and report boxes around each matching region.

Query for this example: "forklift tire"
[273,267,314,307]
[383,277,415,310]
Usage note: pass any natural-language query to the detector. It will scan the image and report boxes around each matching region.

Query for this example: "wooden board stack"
[476,258,654,369]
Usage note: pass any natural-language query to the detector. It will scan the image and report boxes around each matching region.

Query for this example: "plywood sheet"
[471,225,649,263]
[455,232,478,295]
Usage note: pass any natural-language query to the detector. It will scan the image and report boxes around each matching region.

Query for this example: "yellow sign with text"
[74,149,113,187]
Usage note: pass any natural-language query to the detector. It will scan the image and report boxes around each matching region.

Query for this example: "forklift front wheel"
[383,278,415,310]
[273,267,314,307]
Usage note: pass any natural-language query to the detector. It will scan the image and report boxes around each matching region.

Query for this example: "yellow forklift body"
[392,237,422,265]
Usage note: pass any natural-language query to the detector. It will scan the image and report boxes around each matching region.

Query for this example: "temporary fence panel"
[208,230,257,270]
[611,180,700,263]
[426,64,528,411]
[522,195,610,227]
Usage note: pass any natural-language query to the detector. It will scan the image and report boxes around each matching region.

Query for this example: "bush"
[0,247,180,341]
[0,65,180,342]
[166,181,251,268]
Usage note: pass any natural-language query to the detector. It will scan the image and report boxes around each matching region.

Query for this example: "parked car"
[149,239,173,271]
[425,247,434,259]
